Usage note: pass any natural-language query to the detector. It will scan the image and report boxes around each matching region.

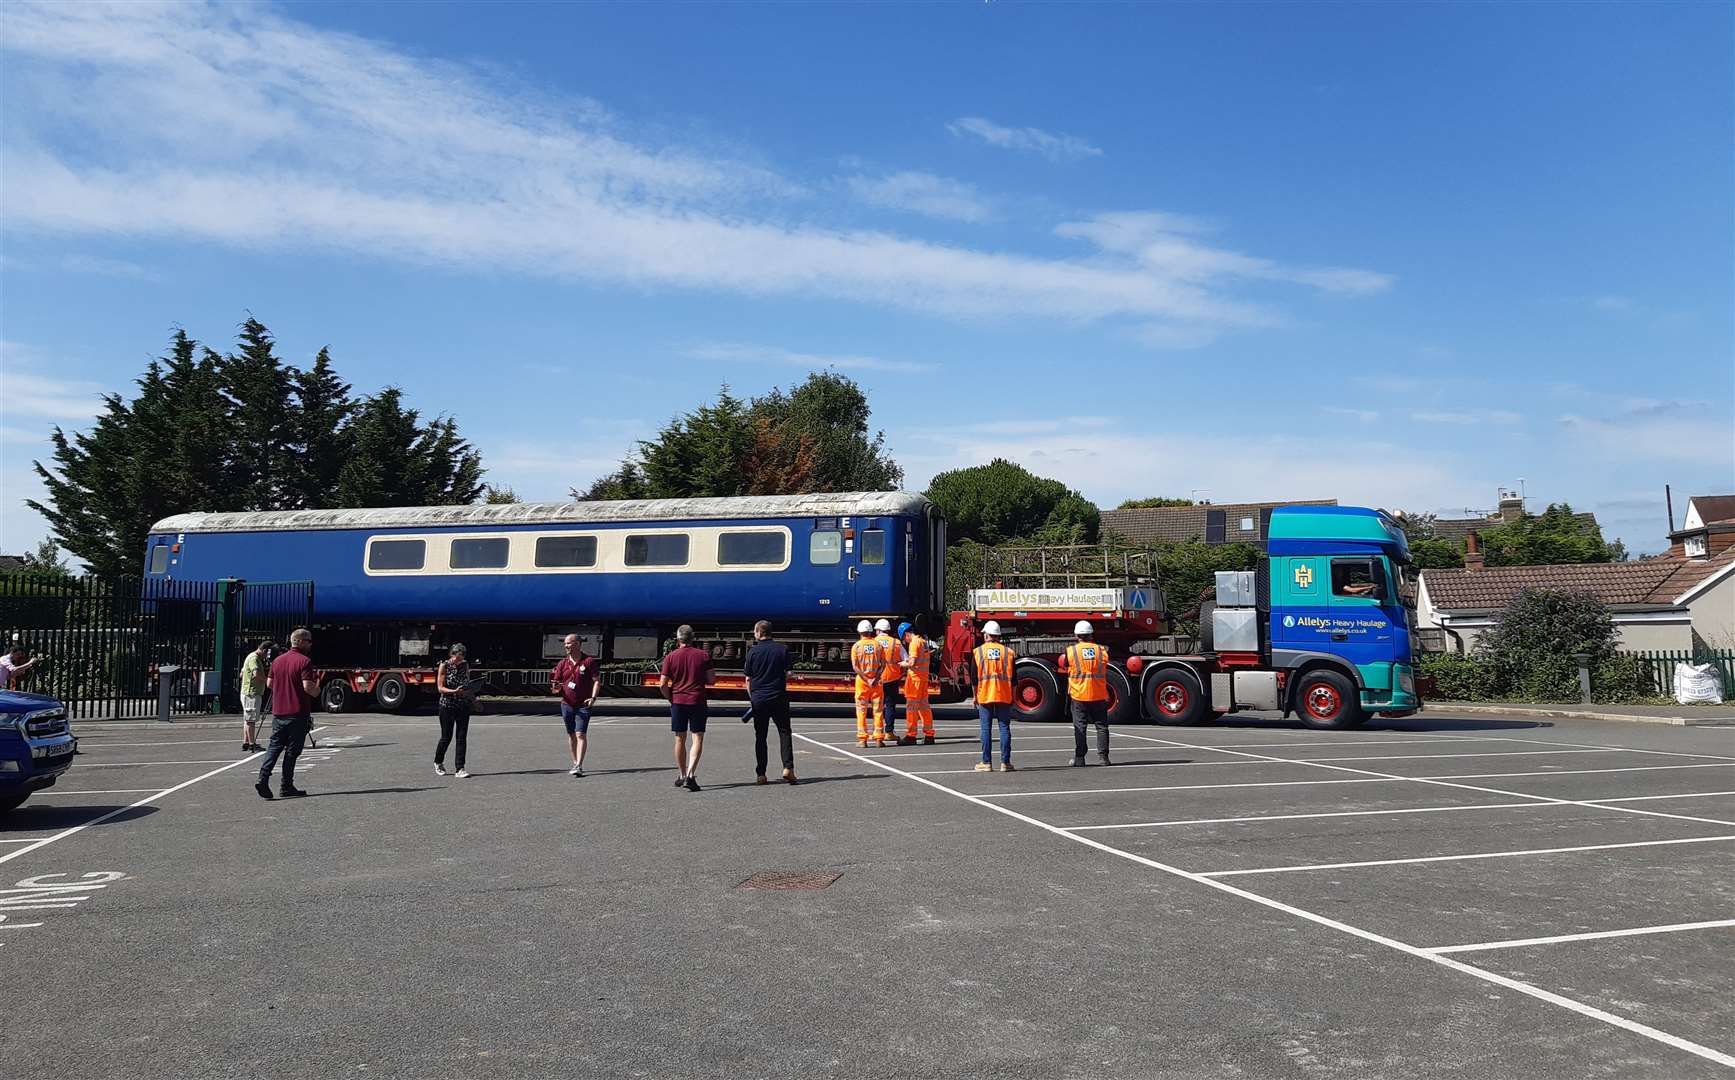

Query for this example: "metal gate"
[0,574,313,720]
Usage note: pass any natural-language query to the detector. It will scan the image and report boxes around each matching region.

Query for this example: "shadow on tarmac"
[0,803,160,831]
[305,787,438,797]
[1177,716,1553,734]
[703,772,888,790]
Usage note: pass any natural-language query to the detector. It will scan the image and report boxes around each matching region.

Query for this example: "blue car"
[0,690,76,813]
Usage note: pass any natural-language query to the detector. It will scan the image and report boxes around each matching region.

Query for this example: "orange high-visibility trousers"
[903,693,933,738]
[855,681,886,742]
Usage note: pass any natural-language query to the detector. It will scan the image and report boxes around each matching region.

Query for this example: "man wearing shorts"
[659,625,713,792]
[550,634,599,777]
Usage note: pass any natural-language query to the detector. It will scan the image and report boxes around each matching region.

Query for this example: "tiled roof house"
[1100,500,1337,546]
[1428,489,1600,545]
[1419,494,1735,654]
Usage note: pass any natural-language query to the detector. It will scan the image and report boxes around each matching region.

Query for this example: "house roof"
[0,555,26,572]
[1429,511,1599,544]
[1686,495,1735,527]
[1100,500,1336,544]
[1423,546,1735,611]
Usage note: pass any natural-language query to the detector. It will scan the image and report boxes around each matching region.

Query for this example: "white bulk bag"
[1673,662,1724,705]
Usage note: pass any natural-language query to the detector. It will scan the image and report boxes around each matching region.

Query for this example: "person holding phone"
[550,634,599,777]
[434,643,474,778]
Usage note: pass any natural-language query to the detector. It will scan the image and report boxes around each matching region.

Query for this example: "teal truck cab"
[0,690,77,812]
[1134,505,1421,729]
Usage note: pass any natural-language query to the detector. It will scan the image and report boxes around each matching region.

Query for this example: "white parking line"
[32,789,160,796]
[1064,800,1550,831]
[0,727,325,869]
[1273,748,1677,763]
[1426,919,1735,955]
[1481,735,1735,762]
[1115,732,1735,829]
[981,777,1402,798]
[789,731,1735,1070]
[1591,790,1735,805]
[78,759,244,768]
[1200,834,1735,877]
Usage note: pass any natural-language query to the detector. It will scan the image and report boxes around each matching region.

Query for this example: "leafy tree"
[1031,492,1101,545]
[1116,496,1194,509]
[31,320,492,572]
[923,458,1084,545]
[1477,588,1617,700]
[1153,540,1262,632]
[1481,503,1622,566]
[577,372,900,500]
[482,485,521,504]
[20,539,73,577]
[1408,538,1464,570]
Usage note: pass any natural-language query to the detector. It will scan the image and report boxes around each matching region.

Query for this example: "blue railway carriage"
[145,493,946,700]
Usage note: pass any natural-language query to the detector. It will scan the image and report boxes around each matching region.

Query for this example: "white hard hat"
[857,620,873,633]
[875,618,892,633]
[982,620,1002,637]
[1075,620,1094,635]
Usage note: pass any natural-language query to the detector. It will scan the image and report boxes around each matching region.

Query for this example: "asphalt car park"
[3,703,1732,1079]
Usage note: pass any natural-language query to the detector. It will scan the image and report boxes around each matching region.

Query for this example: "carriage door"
[809,517,856,614]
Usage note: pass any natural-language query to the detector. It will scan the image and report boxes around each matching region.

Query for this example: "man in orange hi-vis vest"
[898,620,935,745]
[969,621,1017,773]
[1059,620,1112,767]
[851,620,889,746]
[873,618,905,739]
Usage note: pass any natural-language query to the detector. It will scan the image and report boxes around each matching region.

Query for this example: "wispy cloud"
[946,116,1103,162]
[58,253,161,281]
[1410,410,1522,425]
[844,171,990,223]
[0,347,106,421]
[1592,295,1633,311]
[685,342,933,374]
[0,3,1387,349]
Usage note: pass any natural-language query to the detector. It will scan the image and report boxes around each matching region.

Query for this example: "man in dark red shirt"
[550,633,600,777]
[258,627,320,799]
[659,624,713,792]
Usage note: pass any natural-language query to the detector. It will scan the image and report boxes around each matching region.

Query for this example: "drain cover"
[738,870,842,890]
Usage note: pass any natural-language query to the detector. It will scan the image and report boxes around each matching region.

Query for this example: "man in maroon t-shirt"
[550,633,599,776]
[659,624,713,792]
[257,627,320,800]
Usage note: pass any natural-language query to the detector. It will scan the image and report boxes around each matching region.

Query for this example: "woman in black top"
[435,644,473,778]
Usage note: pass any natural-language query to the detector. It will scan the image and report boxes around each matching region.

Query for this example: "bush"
[1593,653,1661,703]
[1417,653,1499,700]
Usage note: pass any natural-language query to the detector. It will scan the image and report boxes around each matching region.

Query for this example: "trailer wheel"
[374,673,408,713]
[321,680,351,714]
[1294,669,1364,730]
[1011,659,1065,723]
[1105,665,1138,726]
[1143,666,1208,726]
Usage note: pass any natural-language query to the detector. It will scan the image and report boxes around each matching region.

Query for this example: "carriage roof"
[151,491,933,534]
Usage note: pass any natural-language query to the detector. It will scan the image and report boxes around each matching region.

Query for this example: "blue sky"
[1,0,1730,558]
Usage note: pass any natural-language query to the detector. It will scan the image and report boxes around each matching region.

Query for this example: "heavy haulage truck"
[144,496,1420,727]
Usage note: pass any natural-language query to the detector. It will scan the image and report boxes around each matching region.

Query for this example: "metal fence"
[1,574,313,720]
[1631,649,1735,698]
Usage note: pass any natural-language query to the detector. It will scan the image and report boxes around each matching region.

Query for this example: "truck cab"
[0,690,77,813]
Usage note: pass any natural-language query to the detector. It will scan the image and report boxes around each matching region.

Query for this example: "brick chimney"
[1496,490,1524,522]
[1464,530,1485,572]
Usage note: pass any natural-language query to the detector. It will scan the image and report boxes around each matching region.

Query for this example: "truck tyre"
[374,673,408,713]
[1143,666,1208,726]
[1196,600,1216,652]
[1105,665,1138,726]
[0,792,30,814]
[321,679,350,714]
[1011,658,1066,724]
[1294,669,1365,730]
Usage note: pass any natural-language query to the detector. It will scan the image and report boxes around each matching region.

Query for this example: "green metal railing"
[1631,648,1734,698]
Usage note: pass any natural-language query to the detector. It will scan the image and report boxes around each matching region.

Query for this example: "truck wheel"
[1105,666,1138,726]
[0,792,30,814]
[1011,659,1065,723]
[374,673,408,712]
[1143,666,1208,726]
[1294,669,1365,730]
[321,680,351,714]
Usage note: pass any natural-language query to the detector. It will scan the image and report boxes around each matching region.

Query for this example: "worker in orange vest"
[898,620,935,745]
[873,618,905,740]
[1059,620,1112,766]
[851,619,889,746]
[969,621,1017,772]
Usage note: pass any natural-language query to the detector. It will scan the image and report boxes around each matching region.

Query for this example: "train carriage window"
[368,539,426,571]
[625,533,689,567]
[809,530,842,565]
[450,537,510,569]
[149,544,170,575]
[861,528,886,565]
[535,536,597,568]
[718,531,786,566]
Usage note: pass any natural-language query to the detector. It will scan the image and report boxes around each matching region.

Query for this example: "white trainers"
[455,769,471,779]
[569,764,582,776]
[434,764,447,776]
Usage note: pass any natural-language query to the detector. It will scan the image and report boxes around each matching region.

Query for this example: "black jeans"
[436,705,471,770]
[1071,699,1110,757]
[258,715,311,786]
[752,696,794,775]
[882,678,903,730]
